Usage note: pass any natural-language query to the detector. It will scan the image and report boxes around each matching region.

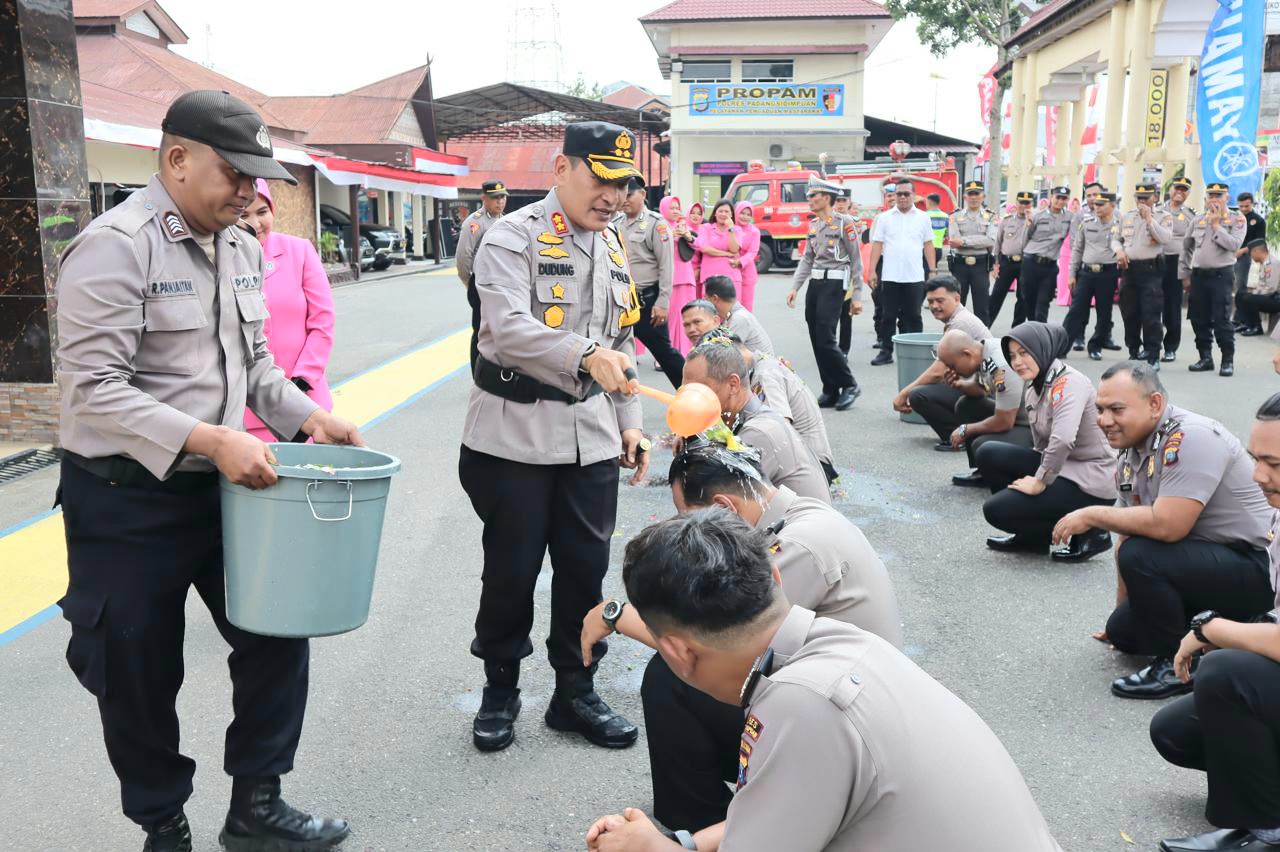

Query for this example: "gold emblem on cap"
[614,132,633,157]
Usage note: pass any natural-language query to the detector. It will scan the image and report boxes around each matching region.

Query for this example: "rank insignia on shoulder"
[537,232,564,245]
[551,212,569,235]
[469,221,480,234]
[163,211,188,239]
[539,246,570,259]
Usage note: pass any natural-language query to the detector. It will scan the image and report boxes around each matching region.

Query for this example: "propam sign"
[689,84,845,117]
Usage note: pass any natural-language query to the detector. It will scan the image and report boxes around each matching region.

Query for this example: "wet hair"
[704,276,737,301]
[681,298,717,316]
[623,508,781,640]
[1101,360,1166,398]
[687,336,748,382]
[711,198,734,222]
[669,440,766,505]
[1257,393,1280,421]
[926,274,961,295]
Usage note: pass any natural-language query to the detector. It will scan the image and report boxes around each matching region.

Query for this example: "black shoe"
[220,779,350,852]
[985,534,1048,553]
[143,813,192,852]
[473,685,521,751]
[834,386,861,411]
[951,470,986,487]
[1162,349,1177,362]
[1102,338,1122,351]
[870,351,893,366]
[817,391,838,408]
[544,673,638,749]
[1128,350,1141,360]
[1160,828,1262,851]
[1051,528,1112,563]
[1241,326,1265,337]
[1088,350,1102,361]
[1111,656,1193,700]
[1188,357,1216,372]
[1220,360,1234,377]
[933,440,962,452]
[1072,338,1085,351]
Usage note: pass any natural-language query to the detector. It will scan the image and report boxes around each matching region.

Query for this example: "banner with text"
[1146,70,1168,148]
[689,84,845,117]
[1196,0,1265,198]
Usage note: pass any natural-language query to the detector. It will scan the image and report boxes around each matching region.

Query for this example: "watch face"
[602,601,621,621]
[1192,609,1216,624]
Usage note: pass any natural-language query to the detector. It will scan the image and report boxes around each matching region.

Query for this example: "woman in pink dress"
[734,201,761,311]
[694,199,741,291]
[687,202,705,298]
[240,179,336,442]
[660,196,697,355]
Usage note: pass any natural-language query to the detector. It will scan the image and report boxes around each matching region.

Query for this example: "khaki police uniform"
[946,303,992,340]
[1114,201,1174,360]
[1105,404,1274,658]
[1020,206,1073,322]
[734,395,832,504]
[1157,198,1196,355]
[948,205,998,323]
[725,302,774,356]
[750,353,836,481]
[1182,204,1248,366]
[905,306,992,444]
[618,205,684,387]
[1234,208,1268,304]
[791,206,863,398]
[457,207,501,368]
[991,208,1030,325]
[724,607,1064,852]
[1237,250,1280,330]
[1066,212,1121,354]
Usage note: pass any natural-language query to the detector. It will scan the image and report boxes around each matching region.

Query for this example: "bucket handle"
[306,480,353,522]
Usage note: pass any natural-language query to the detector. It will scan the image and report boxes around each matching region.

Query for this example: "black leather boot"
[1188,355,1216,372]
[474,660,521,752]
[143,812,192,852]
[1219,359,1234,377]
[1111,656,1193,700]
[1051,528,1112,563]
[220,777,349,852]
[545,668,638,748]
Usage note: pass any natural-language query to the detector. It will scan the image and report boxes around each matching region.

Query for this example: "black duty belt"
[1000,254,1023,263]
[957,254,989,266]
[1029,254,1058,265]
[1083,263,1119,273]
[63,451,217,494]
[474,354,603,405]
[1127,257,1164,268]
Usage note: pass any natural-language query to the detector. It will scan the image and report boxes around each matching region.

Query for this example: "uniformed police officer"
[1114,184,1173,367]
[585,510,1064,852]
[990,191,1033,327]
[834,189,857,354]
[55,91,362,852]
[787,176,864,411]
[618,177,685,387]
[703,275,774,355]
[1157,177,1196,361]
[1236,238,1280,335]
[1232,192,1267,323]
[1053,362,1274,699]
[456,179,509,369]
[1019,186,1075,323]
[1183,183,1248,376]
[1067,191,1122,360]
[740,343,838,484]
[461,121,649,753]
[947,181,998,324]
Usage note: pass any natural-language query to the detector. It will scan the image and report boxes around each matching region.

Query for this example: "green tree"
[566,75,604,100]
[1265,167,1280,247]
[883,0,1023,202]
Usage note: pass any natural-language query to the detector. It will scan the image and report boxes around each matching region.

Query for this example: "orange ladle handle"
[633,383,676,405]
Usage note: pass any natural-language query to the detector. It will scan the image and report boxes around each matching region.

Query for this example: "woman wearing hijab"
[694,199,741,292]
[975,321,1117,560]
[686,202,705,298]
[240,179,336,442]
[661,196,698,355]
[735,201,761,311]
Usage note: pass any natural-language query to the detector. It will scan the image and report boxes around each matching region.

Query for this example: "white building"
[640,0,893,204]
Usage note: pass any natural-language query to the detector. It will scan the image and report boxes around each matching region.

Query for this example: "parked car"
[320,204,405,263]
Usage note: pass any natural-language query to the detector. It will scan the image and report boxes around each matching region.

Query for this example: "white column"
[411,191,425,259]
[1122,0,1153,196]
[1018,51,1039,190]
[1007,57,1027,189]
[1069,93,1088,191]
[1054,103,1072,184]
[1099,3,1128,190]
[1164,61,1192,184]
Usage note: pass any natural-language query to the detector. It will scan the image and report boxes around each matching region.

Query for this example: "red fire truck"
[725,158,962,272]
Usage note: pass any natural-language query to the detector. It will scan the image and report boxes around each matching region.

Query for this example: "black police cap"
[1051,186,1071,197]
[482,180,508,196]
[162,90,296,185]
[1096,192,1118,203]
[563,121,642,184]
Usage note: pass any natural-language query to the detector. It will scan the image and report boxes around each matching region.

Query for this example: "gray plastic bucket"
[220,444,401,638]
[893,332,944,425]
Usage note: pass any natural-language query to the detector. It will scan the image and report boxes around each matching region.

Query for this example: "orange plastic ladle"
[625,371,722,436]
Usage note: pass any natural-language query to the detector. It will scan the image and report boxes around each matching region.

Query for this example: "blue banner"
[1196,0,1265,199]
[689,84,845,117]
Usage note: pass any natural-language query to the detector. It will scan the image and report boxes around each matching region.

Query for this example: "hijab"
[659,196,681,223]
[1001,321,1071,394]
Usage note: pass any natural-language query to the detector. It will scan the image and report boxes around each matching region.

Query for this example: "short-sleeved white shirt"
[871,206,933,283]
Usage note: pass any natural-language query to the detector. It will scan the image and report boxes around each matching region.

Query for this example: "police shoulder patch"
[1050,375,1068,405]
[162,211,188,239]
[1163,430,1184,466]
[469,221,480,234]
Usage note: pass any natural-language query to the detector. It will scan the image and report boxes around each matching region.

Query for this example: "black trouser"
[1119,257,1165,358]
[1233,253,1253,321]
[1064,265,1118,352]
[1152,649,1280,829]
[989,255,1025,329]
[957,396,1032,467]
[1162,255,1185,353]
[459,446,618,673]
[635,283,685,389]
[907,383,965,442]
[57,460,309,826]
[1019,255,1059,323]
[1105,537,1271,658]
[839,296,852,355]
[871,256,885,349]
[467,274,481,370]
[804,277,856,396]
[641,655,742,832]
[1237,291,1280,330]
[1188,266,1236,361]
[975,442,1114,542]
[876,280,925,350]
[952,254,991,325]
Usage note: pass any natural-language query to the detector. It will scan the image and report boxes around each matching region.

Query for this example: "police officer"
[1114,184,1173,367]
[618,176,685,387]
[787,176,864,410]
[586,510,1064,852]
[834,188,858,355]
[1183,183,1248,376]
[461,121,648,753]
[1053,362,1274,699]
[457,179,509,369]
[990,191,1033,327]
[55,91,361,852]
[739,342,838,484]
[1233,192,1267,324]
[1020,186,1074,323]
[947,180,998,324]
[1157,177,1196,361]
[1066,191,1122,360]
[703,274,774,355]
[1236,238,1280,335]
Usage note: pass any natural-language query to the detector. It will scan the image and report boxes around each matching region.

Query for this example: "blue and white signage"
[1196,0,1265,198]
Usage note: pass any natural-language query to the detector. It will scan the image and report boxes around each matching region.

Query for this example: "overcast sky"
[161,0,993,142]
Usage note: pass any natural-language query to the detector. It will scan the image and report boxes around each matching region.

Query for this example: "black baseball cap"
[563,121,642,184]
[162,90,297,185]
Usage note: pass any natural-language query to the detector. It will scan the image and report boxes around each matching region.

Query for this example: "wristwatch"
[601,600,627,633]
[674,829,697,850]
[579,342,598,375]
[1190,610,1219,643]
[956,423,968,441]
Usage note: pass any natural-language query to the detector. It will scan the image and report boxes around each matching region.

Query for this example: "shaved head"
[937,330,984,378]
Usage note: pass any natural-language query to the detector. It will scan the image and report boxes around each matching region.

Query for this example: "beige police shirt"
[1025,361,1117,499]
[1117,404,1273,548]
[464,187,643,466]
[750,354,834,468]
[756,487,903,648]
[56,175,318,480]
[1113,208,1173,262]
[948,206,997,257]
[792,213,864,298]
[976,338,1029,426]
[1024,207,1073,258]
[994,211,1030,259]
[1157,202,1197,258]
[725,303,775,356]
[734,396,832,505]
[943,304,991,340]
[1255,254,1280,296]
[1268,511,1280,609]
[1071,213,1120,274]
[724,607,1064,852]
[1181,209,1248,278]
[455,208,499,284]
[617,206,673,309]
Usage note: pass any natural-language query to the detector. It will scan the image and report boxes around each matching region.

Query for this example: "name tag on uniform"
[609,268,630,285]
[232,274,261,292]
[537,262,574,277]
[147,278,195,297]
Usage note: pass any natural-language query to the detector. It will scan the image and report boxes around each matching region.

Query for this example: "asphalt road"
[1,267,1275,852]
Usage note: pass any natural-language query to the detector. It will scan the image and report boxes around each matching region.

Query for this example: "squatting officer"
[55,90,361,852]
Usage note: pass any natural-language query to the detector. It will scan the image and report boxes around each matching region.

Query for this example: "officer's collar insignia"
[551,211,569,235]
[1147,455,1156,477]
[539,246,570,259]
[768,541,782,555]
[537,232,564,245]
[162,211,189,240]
[739,651,774,708]
[550,282,565,300]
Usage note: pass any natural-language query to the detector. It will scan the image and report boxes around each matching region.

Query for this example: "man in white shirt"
[869,180,937,366]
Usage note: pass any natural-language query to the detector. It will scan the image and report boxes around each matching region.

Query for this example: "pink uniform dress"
[735,201,761,311]
[661,196,697,355]
[694,221,743,289]
[687,203,705,298]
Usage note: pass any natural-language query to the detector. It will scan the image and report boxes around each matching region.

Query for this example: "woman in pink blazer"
[694,199,742,289]
[660,195,697,355]
[687,202,705,298]
[240,179,336,442]
[734,201,761,311]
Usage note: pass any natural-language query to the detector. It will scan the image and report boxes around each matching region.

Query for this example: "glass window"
[734,182,770,205]
[741,60,794,83]
[780,181,810,203]
[682,60,731,83]
[1267,35,1280,73]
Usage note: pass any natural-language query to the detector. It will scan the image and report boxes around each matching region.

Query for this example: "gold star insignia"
[551,282,565,300]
